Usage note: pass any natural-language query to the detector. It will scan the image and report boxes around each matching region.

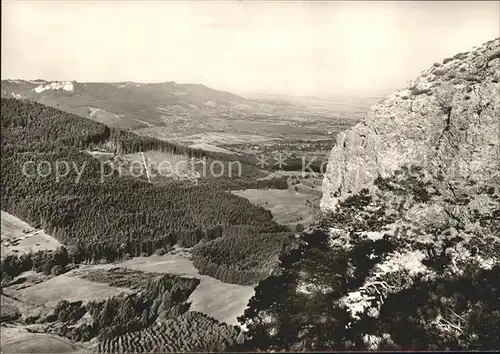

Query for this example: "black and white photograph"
[1,0,499,352]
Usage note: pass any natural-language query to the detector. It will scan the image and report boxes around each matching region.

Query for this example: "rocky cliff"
[238,39,500,352]
[321,38,500,211]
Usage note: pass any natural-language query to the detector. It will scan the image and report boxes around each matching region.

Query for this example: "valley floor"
[232,177,322,228]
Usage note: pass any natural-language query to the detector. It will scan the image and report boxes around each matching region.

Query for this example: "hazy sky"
[2,1,499,97]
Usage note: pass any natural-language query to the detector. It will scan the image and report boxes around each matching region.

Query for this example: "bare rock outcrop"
[239,38,500,352]
[321,38,500,211]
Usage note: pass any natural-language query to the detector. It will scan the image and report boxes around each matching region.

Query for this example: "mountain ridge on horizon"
[1,78,377,135]
[1,78,389,102]
[0,78,253,131]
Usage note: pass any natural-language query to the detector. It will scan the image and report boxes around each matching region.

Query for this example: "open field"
[117,254,255,326]
[2,272,131,309]
[232,188,318,228]
[0,324,85,353]
[233,171,323,228]
[87,150,200,182]
[1,212,63,260]
[188,142,238,155]
[1,251,252,350]
[42,251,255,326]
[224,138,334,157]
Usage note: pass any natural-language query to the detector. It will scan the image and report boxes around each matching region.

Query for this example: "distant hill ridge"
[1,79,249,130]
[321,37,500,210]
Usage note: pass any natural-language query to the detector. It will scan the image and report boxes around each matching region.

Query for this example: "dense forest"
[1,99,292,274]
[97,311,242,353]
[192,229,292,285]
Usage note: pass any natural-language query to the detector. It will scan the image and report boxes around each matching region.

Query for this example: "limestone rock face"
[321,38,500,211]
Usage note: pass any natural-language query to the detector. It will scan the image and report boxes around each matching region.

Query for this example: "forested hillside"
[237,38,500,351]
[1,99,292,278]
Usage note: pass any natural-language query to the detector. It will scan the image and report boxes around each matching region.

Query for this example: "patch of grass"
[232,188,316,227]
